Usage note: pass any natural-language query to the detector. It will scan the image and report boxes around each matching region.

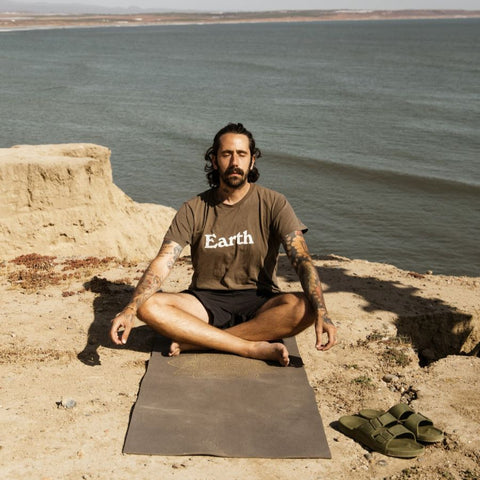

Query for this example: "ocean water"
[1,19,479,276]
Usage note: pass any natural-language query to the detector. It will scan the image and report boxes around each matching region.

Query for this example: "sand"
[1,144,479,479]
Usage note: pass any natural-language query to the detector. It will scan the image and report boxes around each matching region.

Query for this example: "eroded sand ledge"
[0,143,175,260]
[0,143,479,479]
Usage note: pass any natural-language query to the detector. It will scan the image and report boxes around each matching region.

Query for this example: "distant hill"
[0,0,158,14]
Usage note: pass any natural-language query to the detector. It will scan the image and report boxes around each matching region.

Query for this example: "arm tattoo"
[130,240,182,310]
[283,230,328,316]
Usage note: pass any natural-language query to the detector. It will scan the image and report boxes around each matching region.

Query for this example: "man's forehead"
[218,133,249,150]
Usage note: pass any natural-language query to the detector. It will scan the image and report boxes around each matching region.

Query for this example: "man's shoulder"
[251,183,287,202]
[183,188,216,207]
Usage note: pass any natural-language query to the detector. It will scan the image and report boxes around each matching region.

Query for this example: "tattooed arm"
[109,240,183,345]
[282,230,337,351]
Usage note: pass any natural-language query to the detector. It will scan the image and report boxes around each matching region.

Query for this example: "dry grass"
[6,253,129,292]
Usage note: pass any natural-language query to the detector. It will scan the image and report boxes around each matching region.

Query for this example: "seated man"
[110,123,337,365]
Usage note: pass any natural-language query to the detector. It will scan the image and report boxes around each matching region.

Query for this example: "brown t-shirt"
[164,183,307,292]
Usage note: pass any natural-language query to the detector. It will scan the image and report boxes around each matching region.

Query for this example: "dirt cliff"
[0,144,175,260]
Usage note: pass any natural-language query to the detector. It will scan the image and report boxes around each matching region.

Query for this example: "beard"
[220,166,249,189]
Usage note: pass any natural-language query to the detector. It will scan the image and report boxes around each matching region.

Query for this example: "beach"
[1,9,480,30]
[1,144,479,479]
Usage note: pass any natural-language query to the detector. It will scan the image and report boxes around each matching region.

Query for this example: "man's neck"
[216,182,251,205]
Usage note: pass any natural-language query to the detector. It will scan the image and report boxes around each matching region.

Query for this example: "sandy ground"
[1,252,479,479]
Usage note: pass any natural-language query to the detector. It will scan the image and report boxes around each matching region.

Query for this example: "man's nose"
[230,153,239,166]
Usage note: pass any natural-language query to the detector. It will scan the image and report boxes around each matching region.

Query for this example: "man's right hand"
[110,308,135,345]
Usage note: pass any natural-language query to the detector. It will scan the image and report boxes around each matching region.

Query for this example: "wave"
[264,152,480,197]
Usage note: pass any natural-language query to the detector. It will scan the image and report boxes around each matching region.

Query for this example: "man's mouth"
[227,168,244,176]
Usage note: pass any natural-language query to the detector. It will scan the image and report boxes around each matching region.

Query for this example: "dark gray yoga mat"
[123,336,331,458]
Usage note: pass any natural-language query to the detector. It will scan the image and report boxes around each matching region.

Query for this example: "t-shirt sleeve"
[271,193,308,238]
[163,202,195,248]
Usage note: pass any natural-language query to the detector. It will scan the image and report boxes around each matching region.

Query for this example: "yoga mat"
[123,336,331,458]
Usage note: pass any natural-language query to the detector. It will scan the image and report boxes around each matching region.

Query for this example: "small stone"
[377,459,388,467]
[364,453,373,461]
[382,374,399,383]
[61,398,77,409]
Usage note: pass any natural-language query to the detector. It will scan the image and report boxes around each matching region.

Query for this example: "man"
[110,123,337,366]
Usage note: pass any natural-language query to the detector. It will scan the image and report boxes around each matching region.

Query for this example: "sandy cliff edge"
[0,144,479,480]
[0,143,176,260]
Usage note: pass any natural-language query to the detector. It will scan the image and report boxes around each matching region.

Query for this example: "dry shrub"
[61,256,116,271]
[7,253,122,292]
[10,253,57,270]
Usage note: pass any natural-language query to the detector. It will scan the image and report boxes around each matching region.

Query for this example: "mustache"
[225,167,245,176]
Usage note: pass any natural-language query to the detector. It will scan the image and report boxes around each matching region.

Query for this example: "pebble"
[382,374,399,383]
[60,398,77,409]
[377,459,388,467]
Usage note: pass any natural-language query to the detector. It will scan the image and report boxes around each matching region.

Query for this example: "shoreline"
[1,9,480,31]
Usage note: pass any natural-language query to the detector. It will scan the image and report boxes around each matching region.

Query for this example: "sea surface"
[1,19,479,276]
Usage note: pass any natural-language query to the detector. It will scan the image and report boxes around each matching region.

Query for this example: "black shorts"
[184,289,279,329]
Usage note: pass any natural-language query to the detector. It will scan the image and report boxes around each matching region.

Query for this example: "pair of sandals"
[338,403,444,458]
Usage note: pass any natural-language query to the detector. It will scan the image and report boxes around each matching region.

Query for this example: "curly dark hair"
[204,123,262,188]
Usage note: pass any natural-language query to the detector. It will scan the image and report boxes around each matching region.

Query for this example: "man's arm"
[109,239,183,345]
[282,230,337,351]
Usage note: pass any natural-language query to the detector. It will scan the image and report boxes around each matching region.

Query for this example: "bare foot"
[249,341,290,366]
[169,341,181,357]
[168,341,206,356]
[169,339,289,366]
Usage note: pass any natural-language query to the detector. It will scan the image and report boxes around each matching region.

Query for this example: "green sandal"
[338,411,425,458]
[359,403,444,443]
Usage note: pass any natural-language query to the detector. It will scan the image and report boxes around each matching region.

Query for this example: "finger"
[314,326,324,350]
[110,319,121,345]
[315,323,337,351]
[319,327,338,351]
[120,323,132,345]
[319,337,335,351]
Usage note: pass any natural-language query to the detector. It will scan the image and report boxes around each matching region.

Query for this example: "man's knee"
[136,293,169,325]
[136,292,209,326]
[263,292,313,325]
[281,292,309,311]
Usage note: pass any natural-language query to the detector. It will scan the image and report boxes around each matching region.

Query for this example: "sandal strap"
[367,412,398,429]
[356,418,415,452]
[389,403,415,420]
[403,412,433,434]
[374,423,416,445]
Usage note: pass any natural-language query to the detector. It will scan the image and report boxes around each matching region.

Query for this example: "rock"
[0,144,176,261]
[60,398,77,409]
[382,374,399,383]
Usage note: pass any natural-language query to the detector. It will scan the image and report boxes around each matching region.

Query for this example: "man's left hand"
[315,313,337,351]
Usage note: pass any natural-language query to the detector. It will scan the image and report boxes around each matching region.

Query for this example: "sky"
[11,0,480,11]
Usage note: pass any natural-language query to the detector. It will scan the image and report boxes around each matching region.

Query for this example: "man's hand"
[110,308,135,346]
[314,313,337,351]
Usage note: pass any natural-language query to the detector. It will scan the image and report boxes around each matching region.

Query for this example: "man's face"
[214,133,255,189]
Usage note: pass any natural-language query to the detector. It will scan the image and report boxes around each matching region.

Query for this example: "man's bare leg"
[228,293,314,340]
[137,292,290,366]
[170,293,313,355]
